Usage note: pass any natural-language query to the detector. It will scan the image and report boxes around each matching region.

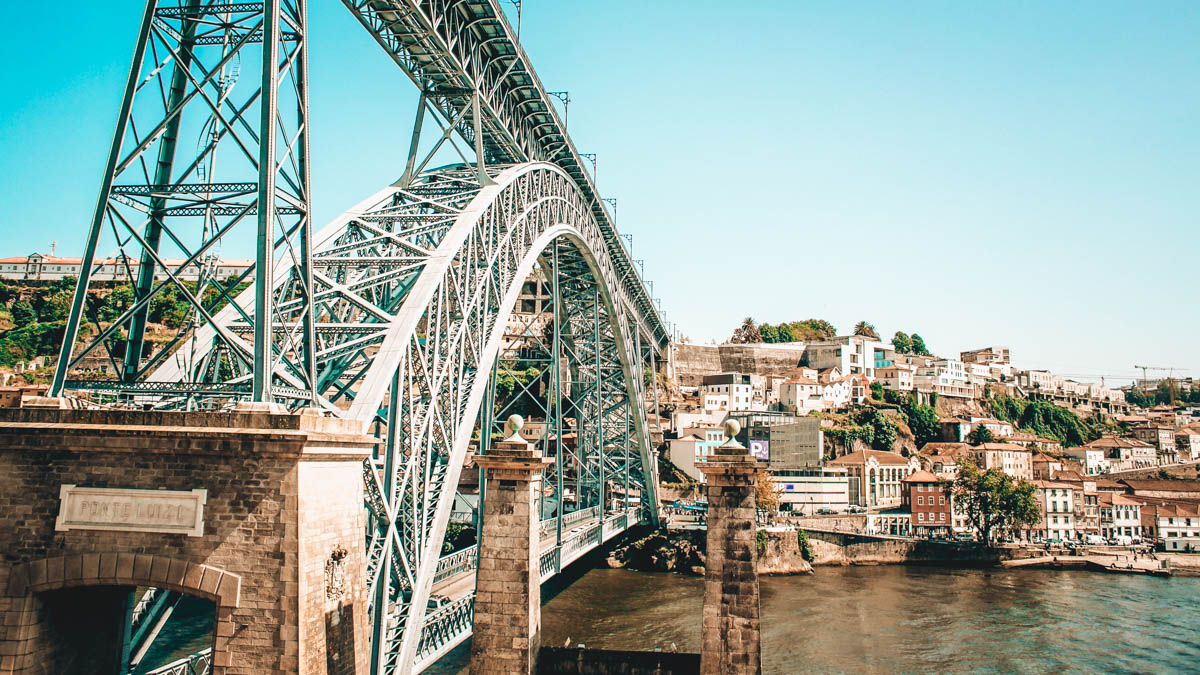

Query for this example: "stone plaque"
[56,485,207,537]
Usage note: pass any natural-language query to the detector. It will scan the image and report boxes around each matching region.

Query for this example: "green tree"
[853,321,879,339]
[98,285,135,322]
[966,425,994,445]
[1125,388,1151,408]
[787,318,835,342]
[442,521,477,554]
[9,300,35,327]
[37,289,73,323]
[911,333,930,356]
[945,462,1039,542]
[776,323,795,342]
[870,381,884,401]
[867,410,897,451]
[892,331,912,354]
[759,323,780,343]
[730,317,762,344]
[901,397,941,446]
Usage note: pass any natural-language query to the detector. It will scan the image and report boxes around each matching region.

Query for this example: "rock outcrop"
[606,528,813,575]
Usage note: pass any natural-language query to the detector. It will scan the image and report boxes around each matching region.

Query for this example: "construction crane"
[1133,365,1190,404]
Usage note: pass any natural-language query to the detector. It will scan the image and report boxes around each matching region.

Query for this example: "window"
[939,496,945,506]
[917,496,924,506]
[939,512,946,521]
[918,512,925,522]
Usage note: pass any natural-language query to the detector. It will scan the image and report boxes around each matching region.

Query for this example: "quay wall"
[804,529,1016,566]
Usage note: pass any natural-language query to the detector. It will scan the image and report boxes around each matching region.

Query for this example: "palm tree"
[853,321,879,339]
[731,317,762,344]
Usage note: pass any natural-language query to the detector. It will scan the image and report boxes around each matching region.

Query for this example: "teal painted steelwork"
[52,2,668,674]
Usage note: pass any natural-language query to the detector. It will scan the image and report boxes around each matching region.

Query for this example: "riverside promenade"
[1002,554,1173,576]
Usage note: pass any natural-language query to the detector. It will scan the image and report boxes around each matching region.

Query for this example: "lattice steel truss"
[53,1,668,673]
[51,0,316,406]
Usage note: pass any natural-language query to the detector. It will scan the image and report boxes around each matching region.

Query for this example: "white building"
[779,375,823,415]
[1030,481,1077,542]
[1061,445,1108,476]
[1148,503,1200,552]
[667,426,727,483]
[816,369,852,410]
[875,365,914,392]
[914,359,974,399]
[1016,369,1056,392]
[1099,493,1143,539]
[770,467,850,514]
[804,335,889,379]
[969,443,1033,481]
[1086,437,1156,472]
[1176,429,1200,461]
[699,373,758,414]
[0,252,253,282]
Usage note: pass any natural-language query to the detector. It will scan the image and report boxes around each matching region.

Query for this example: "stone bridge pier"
[0,405,375,675]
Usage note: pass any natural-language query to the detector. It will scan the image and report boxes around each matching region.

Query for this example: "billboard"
[749,439,769,461]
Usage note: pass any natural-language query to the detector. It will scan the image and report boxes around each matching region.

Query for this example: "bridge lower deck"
[409,506,645,672]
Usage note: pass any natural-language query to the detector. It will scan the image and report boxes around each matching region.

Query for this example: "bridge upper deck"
[345,0,668,347]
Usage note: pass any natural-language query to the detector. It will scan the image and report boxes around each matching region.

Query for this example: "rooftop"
[827,449,914,467]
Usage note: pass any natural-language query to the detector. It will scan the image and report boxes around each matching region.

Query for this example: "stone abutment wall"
[0,408,374,675]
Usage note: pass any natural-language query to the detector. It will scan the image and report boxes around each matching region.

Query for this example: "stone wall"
[804,530,1013,566]
[0,408,373,675]
[672,344,807,387]
[757,530,813,575]
[787,515,870,534]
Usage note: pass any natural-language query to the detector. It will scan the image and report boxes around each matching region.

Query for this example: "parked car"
[848,505,866,514]
[816,508,837,515]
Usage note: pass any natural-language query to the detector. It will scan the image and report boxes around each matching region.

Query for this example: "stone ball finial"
[724,419,741,439]
[506,414,525,436]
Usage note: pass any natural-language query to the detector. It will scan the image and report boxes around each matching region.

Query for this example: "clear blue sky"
[1,2,1196,386]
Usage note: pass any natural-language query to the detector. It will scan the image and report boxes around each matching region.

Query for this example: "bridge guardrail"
[433,545,479,585]
[562,505,600,529]
[415,593,475,665]
[414,507,644,670]
[144,648,212,675]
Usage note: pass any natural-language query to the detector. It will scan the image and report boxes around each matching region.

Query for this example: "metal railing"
[538,547,560,581]
[562,505,601,529]
[433,545,478,585]
[144,648,212,675]
[414,594,475,666]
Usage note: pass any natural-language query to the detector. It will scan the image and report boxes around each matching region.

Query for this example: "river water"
[431,565,1200,673]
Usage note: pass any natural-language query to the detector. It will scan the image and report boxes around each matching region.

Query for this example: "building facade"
[968,443,1033,480]
[827,450,922,509]
[902,470,952,537]
[1030,481,1077,542]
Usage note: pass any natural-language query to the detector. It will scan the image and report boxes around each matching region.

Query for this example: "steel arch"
[146,160,658,671]
[352,162,659,670]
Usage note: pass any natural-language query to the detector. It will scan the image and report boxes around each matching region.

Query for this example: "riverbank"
[606,527,1197,579]
[605,528,814,575]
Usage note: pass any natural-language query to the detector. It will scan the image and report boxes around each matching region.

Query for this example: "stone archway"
[3,554,239,674]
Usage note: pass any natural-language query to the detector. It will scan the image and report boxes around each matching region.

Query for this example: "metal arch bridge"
[48,1,670,673]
